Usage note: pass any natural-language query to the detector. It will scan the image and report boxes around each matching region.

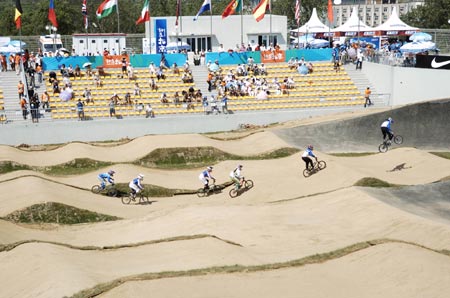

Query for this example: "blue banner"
[155,19,168,54]
[350,37,380,50]
[42,56,103,71]
[130,54,187,68]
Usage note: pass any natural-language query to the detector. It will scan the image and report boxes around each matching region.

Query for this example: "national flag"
[15,0,23,29]
[175,0,181,26]
[82,0,88,29]
[295,0,301,25]
[96,0,117,20]
[136,0,150,25]
[193,0,211,21]
[327,0,333,23]
[222,0,242,19]
[48,0,58,27]
[252,0,270,22]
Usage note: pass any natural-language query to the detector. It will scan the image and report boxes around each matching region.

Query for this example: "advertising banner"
[416,54,450,70]
[155,19,168,53]
[103,55,129,68]
[260,49,286,63]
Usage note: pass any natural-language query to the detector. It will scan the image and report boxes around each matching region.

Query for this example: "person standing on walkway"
[17,80,24,99]
[364,87,372,108]
[20,96,28,120]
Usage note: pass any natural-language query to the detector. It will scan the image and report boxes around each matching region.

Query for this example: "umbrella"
[82,62,92,68]
[165,42,191,52]
[308,39,330,49]
[59,48,70,53]
[0,44,21,54]
[409,32,432,42]
[400,41,436,54]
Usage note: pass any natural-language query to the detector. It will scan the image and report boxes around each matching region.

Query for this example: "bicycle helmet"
[308,145,314,150]
[108,170,115,175]
[138,174,144,179]
[237,164,243,169]
[207,166,213,171]
[388,117,393,123]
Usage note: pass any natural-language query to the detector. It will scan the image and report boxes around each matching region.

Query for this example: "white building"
[332,2,424,28]
[72,33,126,55]
[144,15,288,53]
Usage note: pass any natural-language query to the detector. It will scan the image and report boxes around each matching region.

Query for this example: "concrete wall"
[363,62,450,106]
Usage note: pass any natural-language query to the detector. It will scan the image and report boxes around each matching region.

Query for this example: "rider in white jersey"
[129,174,144,198]
[229,165,244,189]
[380,117,394,143]
[301,145,317,170]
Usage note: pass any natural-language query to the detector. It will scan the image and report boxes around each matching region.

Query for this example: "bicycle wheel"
[91,185,102,194]
[303,169,312,178]
[106,188,118,197]
[378,143,388,153]
[244,180,254,189]
[318,161,327,170]
[229,188,239,198]
[121,195,132,205]
[139,194,150,205]
[197,188,207,198]
[394,135,403,145]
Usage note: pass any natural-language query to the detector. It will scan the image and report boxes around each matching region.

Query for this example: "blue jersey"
[302,148,316,158]
[98,173,113,183]
[132,178,143,189]
[201,170,211,178]
[381,119,392,131]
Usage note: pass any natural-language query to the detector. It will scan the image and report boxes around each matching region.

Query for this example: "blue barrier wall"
[42,56,103,71]
[206,49,332,65]
[42,53,188,71]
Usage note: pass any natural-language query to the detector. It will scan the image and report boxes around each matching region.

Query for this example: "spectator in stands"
[60,64,69,77]
[156,67,166,81]
[221,94,228,114]
[110,93,121,105]
[173,91,181,106]
[172,62,180,75]
[160,92,169,105]
[14,54,21,75]
[36,64,43,84]
[307,62,314,74]
[246,44,253,52]
[62,75,71,87]
[74,64,81,78]
[83,88,93,104]
[218,44,225,53]
[124,92,132,105]
[256,89,269,100]
[160,53,169,70]
[297,63,309,75]
[76,99,85,121]
[9,54,15,71]
[121,58,127,77]
[108,98,116,117]
[30,95,39,123]
[145,103,155,118]
[133,83,141,98]
[20,96,28,120]
[148,62,157,75]
[127,63,135,80]
[93,72,102,88]
[207,72,213,92]
[41,91,50,111]
[52,80,60,94]
[149,78,158,91]
[182,71,193,83]
[17,80,25,99]
[135,100,144,113]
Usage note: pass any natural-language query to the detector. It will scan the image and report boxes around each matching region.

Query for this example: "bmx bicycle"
[303,160,327,178]
[197,180,221,197]
[229,177,254,198]
[378,134,403,153]
[121,190,150,205]
[91,183,118,197]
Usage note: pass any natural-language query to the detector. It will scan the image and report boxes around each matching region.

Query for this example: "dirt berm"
[274,99,450,152]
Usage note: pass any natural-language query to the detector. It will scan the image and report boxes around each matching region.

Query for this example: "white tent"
[373,7,418,34]
[290,8,331,35]
[332,7,375,36]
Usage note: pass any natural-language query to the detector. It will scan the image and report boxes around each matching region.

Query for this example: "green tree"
[403,0,450,29]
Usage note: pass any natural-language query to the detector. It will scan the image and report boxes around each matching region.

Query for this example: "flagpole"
[269,0,272,47]
[210,2,213,51]
[116,0,120,33]
[149,3,152,54]
[297,0,300,48]
[240,0,244,46]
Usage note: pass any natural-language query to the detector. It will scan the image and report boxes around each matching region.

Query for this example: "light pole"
[45,25,58,53]
[305,24,309,49]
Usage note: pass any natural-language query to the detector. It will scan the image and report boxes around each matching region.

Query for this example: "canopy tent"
[373,7,419,36]
[409,32,432,42]
[332,7,375,37]
[290,8,332,38]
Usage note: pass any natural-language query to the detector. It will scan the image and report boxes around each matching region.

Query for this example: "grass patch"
[134,147,299,169]
[41,158,113,176]
[0,161,31,174]
[329,152,376,157]
[113,183,188,197]
[3,202,120,225]
[354,177,401,188]
[430,152,450,160]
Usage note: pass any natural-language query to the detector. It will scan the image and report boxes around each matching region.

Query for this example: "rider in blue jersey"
[98,170,115,189]
[301,145,318,170]
[380,117,394,143]
[198,166,215,191]
[129,174,145,199]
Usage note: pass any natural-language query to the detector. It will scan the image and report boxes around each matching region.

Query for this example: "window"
[80,40,84,44]
[92,40,96,43]
[104,40,108,43]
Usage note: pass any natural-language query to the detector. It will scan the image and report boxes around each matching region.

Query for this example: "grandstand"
[43,61,364,120]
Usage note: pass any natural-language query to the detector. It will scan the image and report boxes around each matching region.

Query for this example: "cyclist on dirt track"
[230,165,244,190]
[302,145,317,170]
[98,170,115,190]
[381,117,394,143]
[199,166,215,192]
[129,174,145,199]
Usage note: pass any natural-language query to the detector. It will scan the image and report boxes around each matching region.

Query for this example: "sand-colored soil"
[0,113,449,298]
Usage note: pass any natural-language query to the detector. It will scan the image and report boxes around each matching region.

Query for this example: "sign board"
[155,19,168,53]
[261,50,285,63]
[103,55,129,68]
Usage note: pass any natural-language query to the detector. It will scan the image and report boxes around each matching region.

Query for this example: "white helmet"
[138,174,144,179]
[207,166,213,171]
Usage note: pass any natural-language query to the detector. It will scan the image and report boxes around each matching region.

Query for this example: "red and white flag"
[82,0,88,30]
[252,0,269,22]
[295,0,301,25]
[136,0,150,25]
